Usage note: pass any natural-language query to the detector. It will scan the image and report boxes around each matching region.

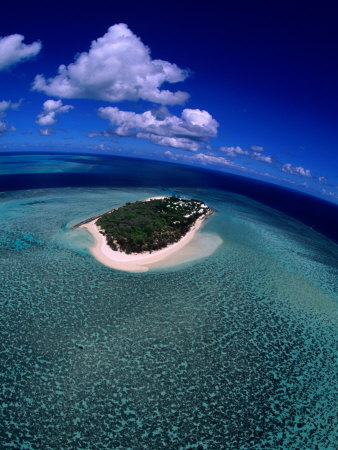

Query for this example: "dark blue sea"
[0,153,337,448]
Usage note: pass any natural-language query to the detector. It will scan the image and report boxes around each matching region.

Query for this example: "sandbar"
[80,197,216,272]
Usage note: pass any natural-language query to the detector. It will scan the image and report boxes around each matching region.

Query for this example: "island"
[96,196,212,253]
[75,196,216,272]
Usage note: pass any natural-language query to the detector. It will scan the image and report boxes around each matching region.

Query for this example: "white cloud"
[89,143,115,151]
[136,133,201,151]
[0,99,23,132]
[0,34,41,71]
[250,145,264,152]
[36,99,73,125]
[39,128,55,136]
[220,145,272,163]
[97,144,110,151]
[0,98,23,113]
[193,153,236,166]
[94,106,219,151]
[262,172,278,179]
[219,146,249,157]
[251,152,273,164]
[282,163,312,177]
[165,150,237,168]
[0,120,16,136]
[88,129,115,138]
[318,176,328,185]
[33,23,189,105]
[321,188,337,200]
[0,120,8,135]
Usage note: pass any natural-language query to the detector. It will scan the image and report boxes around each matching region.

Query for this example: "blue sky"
[0,0,337,202]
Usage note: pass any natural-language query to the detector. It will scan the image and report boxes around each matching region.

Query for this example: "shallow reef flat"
[0,185,337,448]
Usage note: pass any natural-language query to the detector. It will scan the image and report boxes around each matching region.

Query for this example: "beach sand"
[80,197,219,272]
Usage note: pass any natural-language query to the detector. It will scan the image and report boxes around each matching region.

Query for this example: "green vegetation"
[96,196,211,254]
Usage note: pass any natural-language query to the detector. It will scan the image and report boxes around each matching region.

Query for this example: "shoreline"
[79,196,212,272]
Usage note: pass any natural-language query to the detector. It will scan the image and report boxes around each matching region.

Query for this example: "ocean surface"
[1,153,337,448]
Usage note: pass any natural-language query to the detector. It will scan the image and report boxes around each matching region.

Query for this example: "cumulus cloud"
[219,146,249,157]
[321,188,337,200]
[219,145,272,163]
[318,176,328,185]
[0,34,41,71]
[0,99,23,132]
[95,143,112,151]
[0,120,8,135]
[262,172,278,179]
[282,163,312,177]
[0,120,16,136]
[36,99,73,126]
[250,145,264,152]
[250,152,273,164]
[164,150,175,158]
[93,106,219,151]
[137,133,201,151]
[33,23,189,105]
[0,98,23,113]
[39,128,54,136]
[192,153,236,166]
[88,129,115,138]
[164,150,237,168]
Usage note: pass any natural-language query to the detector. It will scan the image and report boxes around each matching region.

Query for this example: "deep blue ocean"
[0,153,337,449]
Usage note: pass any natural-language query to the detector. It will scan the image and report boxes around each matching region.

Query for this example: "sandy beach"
[80,197,212,272]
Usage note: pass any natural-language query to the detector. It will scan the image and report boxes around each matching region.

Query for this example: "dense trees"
[96,196,211,254]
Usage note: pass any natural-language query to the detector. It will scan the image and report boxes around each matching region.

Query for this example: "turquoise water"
[0,186,337,448]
